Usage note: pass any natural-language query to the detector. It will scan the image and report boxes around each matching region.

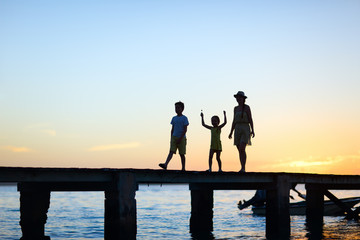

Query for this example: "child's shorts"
[170,136,187,155]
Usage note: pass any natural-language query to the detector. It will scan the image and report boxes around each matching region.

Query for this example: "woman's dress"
[234,111,251,146]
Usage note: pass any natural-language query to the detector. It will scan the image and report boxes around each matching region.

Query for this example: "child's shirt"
[171,115,189,138]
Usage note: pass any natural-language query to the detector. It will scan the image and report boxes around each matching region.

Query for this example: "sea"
[0,184,359,240]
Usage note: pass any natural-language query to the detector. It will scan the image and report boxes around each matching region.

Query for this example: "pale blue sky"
[1,1,359,173]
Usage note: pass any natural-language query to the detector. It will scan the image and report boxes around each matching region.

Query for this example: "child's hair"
[211,115,220,123]
[175,101,185,110]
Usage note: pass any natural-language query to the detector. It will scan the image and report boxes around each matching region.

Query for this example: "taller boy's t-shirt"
[171,115,189,138]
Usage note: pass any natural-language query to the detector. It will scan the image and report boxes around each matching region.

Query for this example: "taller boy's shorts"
[170,136,187,155]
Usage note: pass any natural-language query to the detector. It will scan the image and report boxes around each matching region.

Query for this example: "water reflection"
[305,214,324,240]
[191,231,215,240]
[320,218,360,240]
[305,216,360,240]
[305,224,323,240]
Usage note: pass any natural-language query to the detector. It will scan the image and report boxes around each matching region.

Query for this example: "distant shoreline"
[0,182,17,186]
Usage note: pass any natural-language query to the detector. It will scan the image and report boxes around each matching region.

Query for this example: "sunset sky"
[1,1,359,174]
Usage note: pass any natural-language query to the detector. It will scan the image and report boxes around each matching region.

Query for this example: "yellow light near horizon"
[1,146,32,153]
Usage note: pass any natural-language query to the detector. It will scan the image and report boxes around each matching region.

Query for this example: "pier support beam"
[189,183,213,233]
[104,173,137,240]
[305,184,324,239]
[324,190,358,220]
[266,175,290,240]
[18,183,51,240]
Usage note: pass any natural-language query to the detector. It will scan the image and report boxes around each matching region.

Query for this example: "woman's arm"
[246,105,255,138]
[228,107,236,139]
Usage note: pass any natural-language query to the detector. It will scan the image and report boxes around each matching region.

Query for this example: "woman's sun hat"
[234,91,247,99]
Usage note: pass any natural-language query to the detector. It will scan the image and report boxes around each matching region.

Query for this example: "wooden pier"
[1,167,360,239]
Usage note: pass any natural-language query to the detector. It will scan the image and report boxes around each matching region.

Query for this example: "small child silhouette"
[200,110,227,172]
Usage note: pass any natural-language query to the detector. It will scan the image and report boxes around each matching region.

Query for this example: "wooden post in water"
[305,183,324,239]
[18,183,51,240]
[189,183,214,233]
[265,175,291,240]
[104,173,137,240]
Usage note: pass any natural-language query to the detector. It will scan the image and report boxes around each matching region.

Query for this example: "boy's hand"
[200,112,204,118]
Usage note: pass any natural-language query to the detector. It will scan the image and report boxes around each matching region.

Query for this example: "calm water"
[0,184,359,239]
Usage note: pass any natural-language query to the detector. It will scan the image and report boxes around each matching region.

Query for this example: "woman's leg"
[236,143,247,172]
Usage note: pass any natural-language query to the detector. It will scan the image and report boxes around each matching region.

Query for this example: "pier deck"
[1,167,360,239]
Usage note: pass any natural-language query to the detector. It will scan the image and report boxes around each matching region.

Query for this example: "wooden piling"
[104,173,137,240]
[265,175,291,240]
[18,183,51,240]
[189,183,214,233]
[305,183,325,239]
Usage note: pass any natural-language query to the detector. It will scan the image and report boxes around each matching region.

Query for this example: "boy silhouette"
[159,101,189,171]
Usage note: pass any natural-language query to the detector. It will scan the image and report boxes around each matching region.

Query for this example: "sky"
[1,0,359,174]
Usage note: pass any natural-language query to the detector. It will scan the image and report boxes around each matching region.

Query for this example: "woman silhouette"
[228,91,255,172]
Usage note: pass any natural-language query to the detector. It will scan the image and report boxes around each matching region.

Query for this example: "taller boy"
[159,101,189,171]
